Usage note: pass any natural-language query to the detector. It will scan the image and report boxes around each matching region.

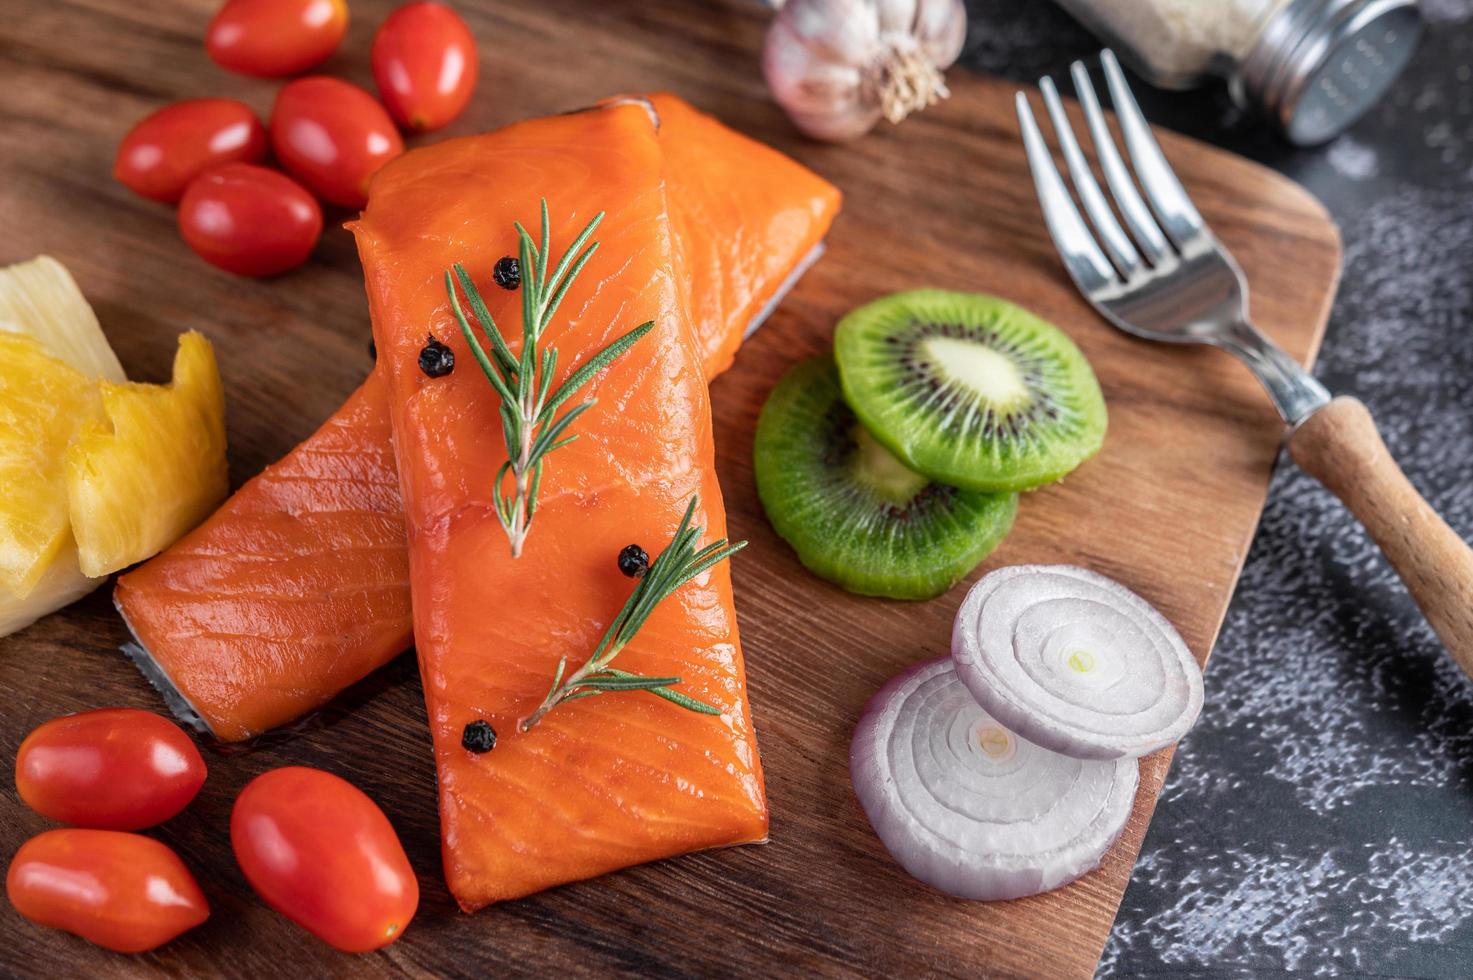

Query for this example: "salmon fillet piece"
[650,92,836,374]
[116,371,410,742]
[354,101,765,908]
[114,95,838,744]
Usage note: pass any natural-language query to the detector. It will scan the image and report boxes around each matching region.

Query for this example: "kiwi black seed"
[754,356,1017,601]
[834,289,1107,492]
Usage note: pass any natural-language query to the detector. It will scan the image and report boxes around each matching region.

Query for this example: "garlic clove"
[915,0,967,69]
[765,18,868,113]
[784,0,881,66]
[875,0,918,36]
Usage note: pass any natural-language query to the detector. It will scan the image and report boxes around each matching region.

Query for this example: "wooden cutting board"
[0,0,1340,976]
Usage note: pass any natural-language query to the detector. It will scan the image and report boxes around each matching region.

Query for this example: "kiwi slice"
[754,356,1017,601]
[834,290,1107,492]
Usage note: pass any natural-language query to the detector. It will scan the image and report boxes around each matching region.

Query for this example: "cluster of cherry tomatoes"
[6,708,418,954]
[113,0,478,277]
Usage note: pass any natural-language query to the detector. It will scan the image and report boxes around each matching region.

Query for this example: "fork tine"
[1070,60,1170,265]
[1039,76,1143,278]
[1015,91,1117,293]
[1100,50,1206,249]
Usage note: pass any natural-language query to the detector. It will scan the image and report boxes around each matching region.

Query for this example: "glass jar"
[1051,0,1424,145]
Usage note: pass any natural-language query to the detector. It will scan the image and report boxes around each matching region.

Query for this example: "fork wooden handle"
[1289,397,1473,677]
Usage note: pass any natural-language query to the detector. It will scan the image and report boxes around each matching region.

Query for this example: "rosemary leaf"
[543,320,654,418]
[536,199,550,291]
[545,210,600,303]
[562,689,603,703]
[536,348,557,409]
[686,541,749,582]
[453,264,518,375]
[448,276,517,406]
[602,668,722,715]
[516,233,537,386]
[575,674,685,691]
[444,200,651,557]
[528,400,595,460]
[542,241,599,328]
[517,494,740,732]
[498,404,519,460]
[643,685,723,715]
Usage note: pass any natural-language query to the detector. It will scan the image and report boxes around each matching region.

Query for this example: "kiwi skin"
[754,355,1018,601]
[834,289,1108,493]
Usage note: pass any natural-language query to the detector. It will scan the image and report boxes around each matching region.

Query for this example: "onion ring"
[850,658,1138,901]
[952,564,1203,760]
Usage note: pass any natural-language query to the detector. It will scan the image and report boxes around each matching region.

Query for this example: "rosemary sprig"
[518,495,746,732]
[446,199,654,557]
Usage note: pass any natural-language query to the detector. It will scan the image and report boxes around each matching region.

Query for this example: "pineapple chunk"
[0,333,105,597]
[0,255,230,637]
[0,536,99,637]
[0,256,124,382]
[66,331,228,578]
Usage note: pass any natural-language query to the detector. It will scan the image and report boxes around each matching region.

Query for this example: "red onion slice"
[952,565,1203,760]
[850,658,1138,901]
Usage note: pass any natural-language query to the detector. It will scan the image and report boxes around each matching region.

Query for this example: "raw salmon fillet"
[114,95,839,743]
[115,371,409,742]
[649,92,837,374]
[354,101,765,908]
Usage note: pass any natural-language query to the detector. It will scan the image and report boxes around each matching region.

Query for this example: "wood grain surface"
[1289,397,1473,678]
[0,0,1341,976]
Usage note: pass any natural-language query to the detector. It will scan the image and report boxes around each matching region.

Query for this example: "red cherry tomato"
[270,77,404,209]
[113,99,268,204]
[231,767,417,952]
[371,2,479,132]
[6,829,209,953]
[15,708,207,831]
[206,0,349,77]
[178,163,322,277]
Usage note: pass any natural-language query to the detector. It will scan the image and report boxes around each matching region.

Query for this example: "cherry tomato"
[15,708,207,831]
[6,829,209,953]
[206,0,349,77]
[113,99,268,204]
[231,767,417,952]
[178,163,322,277]
[371,2,479,132]
[270,77,404,208]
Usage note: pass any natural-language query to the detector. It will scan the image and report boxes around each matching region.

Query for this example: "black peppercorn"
[462,720,497,753]
[617,544,650,578]
[492,255,521,290]
[419,335,454,377]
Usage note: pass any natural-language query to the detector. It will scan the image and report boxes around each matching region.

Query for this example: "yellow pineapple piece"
[0,255,231,637]
[0,256,124,382]
[66,331,228,578]
[0,332,105,597]
[0,536,99,637]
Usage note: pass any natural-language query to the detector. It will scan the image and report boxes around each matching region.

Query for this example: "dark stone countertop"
[959,1,1473,975]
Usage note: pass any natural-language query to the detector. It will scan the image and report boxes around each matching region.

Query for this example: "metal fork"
[1018,51,1473,678]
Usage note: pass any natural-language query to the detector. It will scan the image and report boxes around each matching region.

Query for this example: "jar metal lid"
[1237,0,1423,146]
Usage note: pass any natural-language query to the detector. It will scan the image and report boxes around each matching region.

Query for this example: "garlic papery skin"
[763,0,967,142]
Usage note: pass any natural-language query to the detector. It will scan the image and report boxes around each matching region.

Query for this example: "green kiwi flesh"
[754,355,1017,601]
[834,289,1107,492]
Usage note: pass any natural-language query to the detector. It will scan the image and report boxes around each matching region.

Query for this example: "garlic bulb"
[762,0,967,141]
